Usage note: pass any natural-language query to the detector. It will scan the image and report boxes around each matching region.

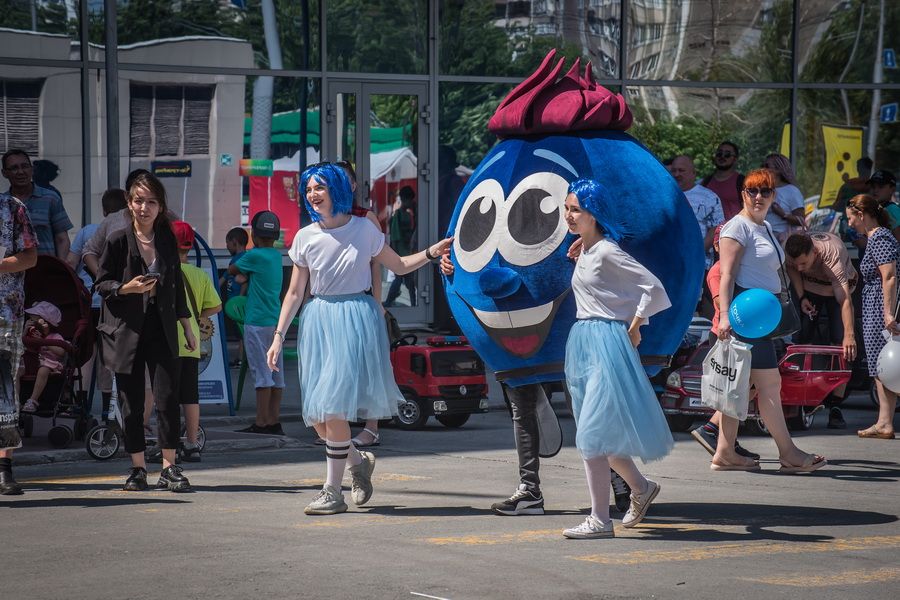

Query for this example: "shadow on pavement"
[1,497,188,509]
[637,501,898,543]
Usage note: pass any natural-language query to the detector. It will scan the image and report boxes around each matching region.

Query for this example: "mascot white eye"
[454,178,504,272]
[498,172,569,266]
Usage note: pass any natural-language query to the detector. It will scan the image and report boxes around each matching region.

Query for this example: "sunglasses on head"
[744,187,774,198]
[715,151,735,159]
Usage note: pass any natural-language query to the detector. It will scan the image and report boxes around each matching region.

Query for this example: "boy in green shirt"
[173,221,222,461]
[228,211,285,434]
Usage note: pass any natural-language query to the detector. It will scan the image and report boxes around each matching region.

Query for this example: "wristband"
[425,247,437,261]
[274,330,285,342]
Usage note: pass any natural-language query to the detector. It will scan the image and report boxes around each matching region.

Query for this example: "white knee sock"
[608,455,648,494]
[584,455,612,522]
[346,442,362,467]
[324,439,350,490]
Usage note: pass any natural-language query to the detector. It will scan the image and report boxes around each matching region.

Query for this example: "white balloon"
[876,331,900,394]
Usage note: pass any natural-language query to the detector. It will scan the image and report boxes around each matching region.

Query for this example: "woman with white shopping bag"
[716,168,826,473]
[560,179,674,539]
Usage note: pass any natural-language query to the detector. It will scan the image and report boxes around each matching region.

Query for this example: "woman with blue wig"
[267,163,453,516]
[561,178,674,539]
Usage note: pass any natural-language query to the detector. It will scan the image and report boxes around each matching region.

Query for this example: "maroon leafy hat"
[488,49,633,139]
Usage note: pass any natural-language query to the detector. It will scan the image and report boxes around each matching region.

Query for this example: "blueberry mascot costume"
[443,51,704,514]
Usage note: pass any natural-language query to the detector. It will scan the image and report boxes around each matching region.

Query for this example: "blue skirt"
[298,293,401,425]
[565,318,674,462]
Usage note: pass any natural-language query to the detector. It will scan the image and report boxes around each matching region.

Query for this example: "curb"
[15,434,307,467]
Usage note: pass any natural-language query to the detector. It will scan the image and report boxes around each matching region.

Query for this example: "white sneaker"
[621,479,660,528]
[304,485,348,515]
[347,451,375,506]
[563,515,615,539]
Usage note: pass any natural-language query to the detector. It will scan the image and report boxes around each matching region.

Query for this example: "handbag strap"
[184,277,202,327]
[762,222,791,293]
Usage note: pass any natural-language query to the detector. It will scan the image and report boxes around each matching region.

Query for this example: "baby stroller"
[19,255,96,448]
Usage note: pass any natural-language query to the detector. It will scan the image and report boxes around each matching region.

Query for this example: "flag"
[779,122,790,157]
[820,125,864,208]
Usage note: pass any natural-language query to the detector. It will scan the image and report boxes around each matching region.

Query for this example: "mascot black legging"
[116,306,182,454]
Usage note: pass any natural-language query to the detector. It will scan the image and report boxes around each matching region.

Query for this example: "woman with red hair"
[715,168,826,473]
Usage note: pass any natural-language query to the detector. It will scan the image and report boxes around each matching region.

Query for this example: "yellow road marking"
[740,567,900,587]
[21,475,122,484]
[376,473,431,482]
[573,535,900,565]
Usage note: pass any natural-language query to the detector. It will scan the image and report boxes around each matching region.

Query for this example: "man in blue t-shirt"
[229,211,285,435]
[2,149,72,259]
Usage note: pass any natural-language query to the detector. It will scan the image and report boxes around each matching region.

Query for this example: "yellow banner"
[820,125,864,208]
[779,122,790,157]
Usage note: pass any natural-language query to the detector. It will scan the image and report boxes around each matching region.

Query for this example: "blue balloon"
[729,288,781,338]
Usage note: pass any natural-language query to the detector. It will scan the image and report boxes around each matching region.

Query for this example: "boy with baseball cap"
[172,221,221,461]
[228,211,285,434]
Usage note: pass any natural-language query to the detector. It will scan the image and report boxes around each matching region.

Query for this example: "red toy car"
[390,335,489,429]
[659,343,853,435]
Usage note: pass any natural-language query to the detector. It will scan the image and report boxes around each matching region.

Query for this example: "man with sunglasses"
[702,142,744,221]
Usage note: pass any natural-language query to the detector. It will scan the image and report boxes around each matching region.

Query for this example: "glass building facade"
[2,0,899,324]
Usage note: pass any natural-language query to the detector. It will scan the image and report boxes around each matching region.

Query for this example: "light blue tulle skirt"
[298,293,401,426]
[565,318,674,462]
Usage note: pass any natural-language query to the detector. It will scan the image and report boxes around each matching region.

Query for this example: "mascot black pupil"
[459,196,495,251]
[509,188,558,246]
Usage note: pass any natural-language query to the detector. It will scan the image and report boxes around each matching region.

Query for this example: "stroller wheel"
[180,424,206,451]
[19,414,34,438]
[85,424,120,460]
[48,424,74,449]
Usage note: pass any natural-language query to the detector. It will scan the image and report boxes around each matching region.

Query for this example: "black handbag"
[763,225,801,339]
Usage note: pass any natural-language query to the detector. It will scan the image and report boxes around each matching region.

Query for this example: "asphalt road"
[2,393,898,600]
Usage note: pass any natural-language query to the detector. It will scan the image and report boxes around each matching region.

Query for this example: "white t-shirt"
[720,215,783,293]
[765,183,805,234]
[288,216,385,296]
[572,238,671,321]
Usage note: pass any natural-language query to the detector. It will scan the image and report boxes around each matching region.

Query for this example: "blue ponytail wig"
[567,178,625,242]
[299,163,353,222]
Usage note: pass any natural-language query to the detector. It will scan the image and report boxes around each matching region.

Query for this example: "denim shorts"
[244,325,285,389]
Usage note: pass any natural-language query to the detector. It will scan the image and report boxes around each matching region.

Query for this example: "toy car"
[390,335,489,429]
[659,343,853,434]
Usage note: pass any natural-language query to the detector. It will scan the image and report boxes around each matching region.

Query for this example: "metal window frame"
[2,0,899,229]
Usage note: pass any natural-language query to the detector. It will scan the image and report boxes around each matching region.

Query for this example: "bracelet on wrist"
[274,330,285,342]
[425,247,436,261]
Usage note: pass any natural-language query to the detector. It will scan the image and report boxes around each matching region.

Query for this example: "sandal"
[779,454,827,474]
[857,426,895,440]
[21,399,39,413]
[710,458,760,472]
[351,428,381,448]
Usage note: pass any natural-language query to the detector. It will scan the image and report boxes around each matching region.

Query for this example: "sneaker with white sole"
[304,485,348,515]
[621,479,660,528]
[610,469,631,513]
[347,451,375,506]
[563,515,615,539]
[490,484,544,515]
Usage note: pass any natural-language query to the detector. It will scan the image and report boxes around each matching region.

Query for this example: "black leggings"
[117,306,182,453]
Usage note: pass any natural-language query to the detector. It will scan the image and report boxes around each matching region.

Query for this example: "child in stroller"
[21,301,65,413]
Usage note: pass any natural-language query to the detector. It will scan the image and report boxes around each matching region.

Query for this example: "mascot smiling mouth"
[458,289,570,358]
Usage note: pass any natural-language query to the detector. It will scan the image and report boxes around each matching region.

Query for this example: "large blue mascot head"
[444,51,705,388]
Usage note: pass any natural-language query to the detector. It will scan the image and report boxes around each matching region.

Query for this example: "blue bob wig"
[567,178,625,242]
[299,163,353,222]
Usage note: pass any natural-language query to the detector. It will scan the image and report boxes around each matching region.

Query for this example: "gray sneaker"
[304,485,348,515]
[347,451,375,506]
[621,479,660,528]
[563,515,615,539]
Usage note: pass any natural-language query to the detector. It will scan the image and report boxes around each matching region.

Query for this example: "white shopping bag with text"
[700,338,752,421]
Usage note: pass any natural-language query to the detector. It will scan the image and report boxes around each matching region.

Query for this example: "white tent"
[271,147,417,182]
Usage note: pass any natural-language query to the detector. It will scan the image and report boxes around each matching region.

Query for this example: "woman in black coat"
[95,172,196,492]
